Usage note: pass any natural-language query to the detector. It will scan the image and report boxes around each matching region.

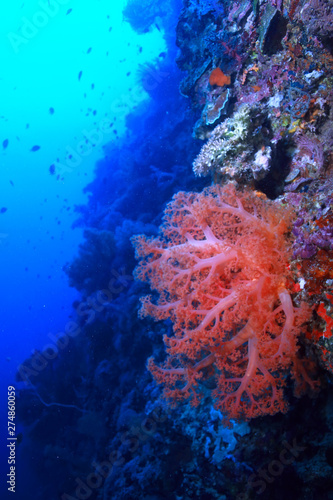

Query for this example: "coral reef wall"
[16,1,333,499]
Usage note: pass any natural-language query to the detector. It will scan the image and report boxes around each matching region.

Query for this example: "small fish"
[78,71,83,81]
[9,180,14,187]
[26,123,29,129]
[91,83,95,89]
[0,207,7,213]
[49,107,54,114]
[30,145,40,152]
[2,139,8,149]
[49,164,55,175]
[87,47,92,54]
[66,8,72,15]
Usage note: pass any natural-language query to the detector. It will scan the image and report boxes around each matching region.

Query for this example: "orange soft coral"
[209,67,231,86]
[132,184,311,423]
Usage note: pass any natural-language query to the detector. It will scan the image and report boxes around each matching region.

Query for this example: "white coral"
[192,105,251,176]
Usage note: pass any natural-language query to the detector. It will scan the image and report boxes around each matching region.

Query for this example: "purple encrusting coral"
[293,207,333,258]
[293,225,333,258]
[298,0,333,38]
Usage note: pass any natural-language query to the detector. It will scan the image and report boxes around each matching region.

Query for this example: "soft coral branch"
[132,184,313,422]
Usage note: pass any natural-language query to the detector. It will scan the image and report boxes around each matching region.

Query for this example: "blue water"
[0,2,165,377]
[0,1,168,497]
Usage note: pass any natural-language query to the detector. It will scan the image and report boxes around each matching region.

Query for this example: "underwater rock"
[64,229,116,295]
[259,3,288,55]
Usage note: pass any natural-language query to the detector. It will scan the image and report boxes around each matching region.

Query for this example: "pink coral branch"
[133,184,313,422]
